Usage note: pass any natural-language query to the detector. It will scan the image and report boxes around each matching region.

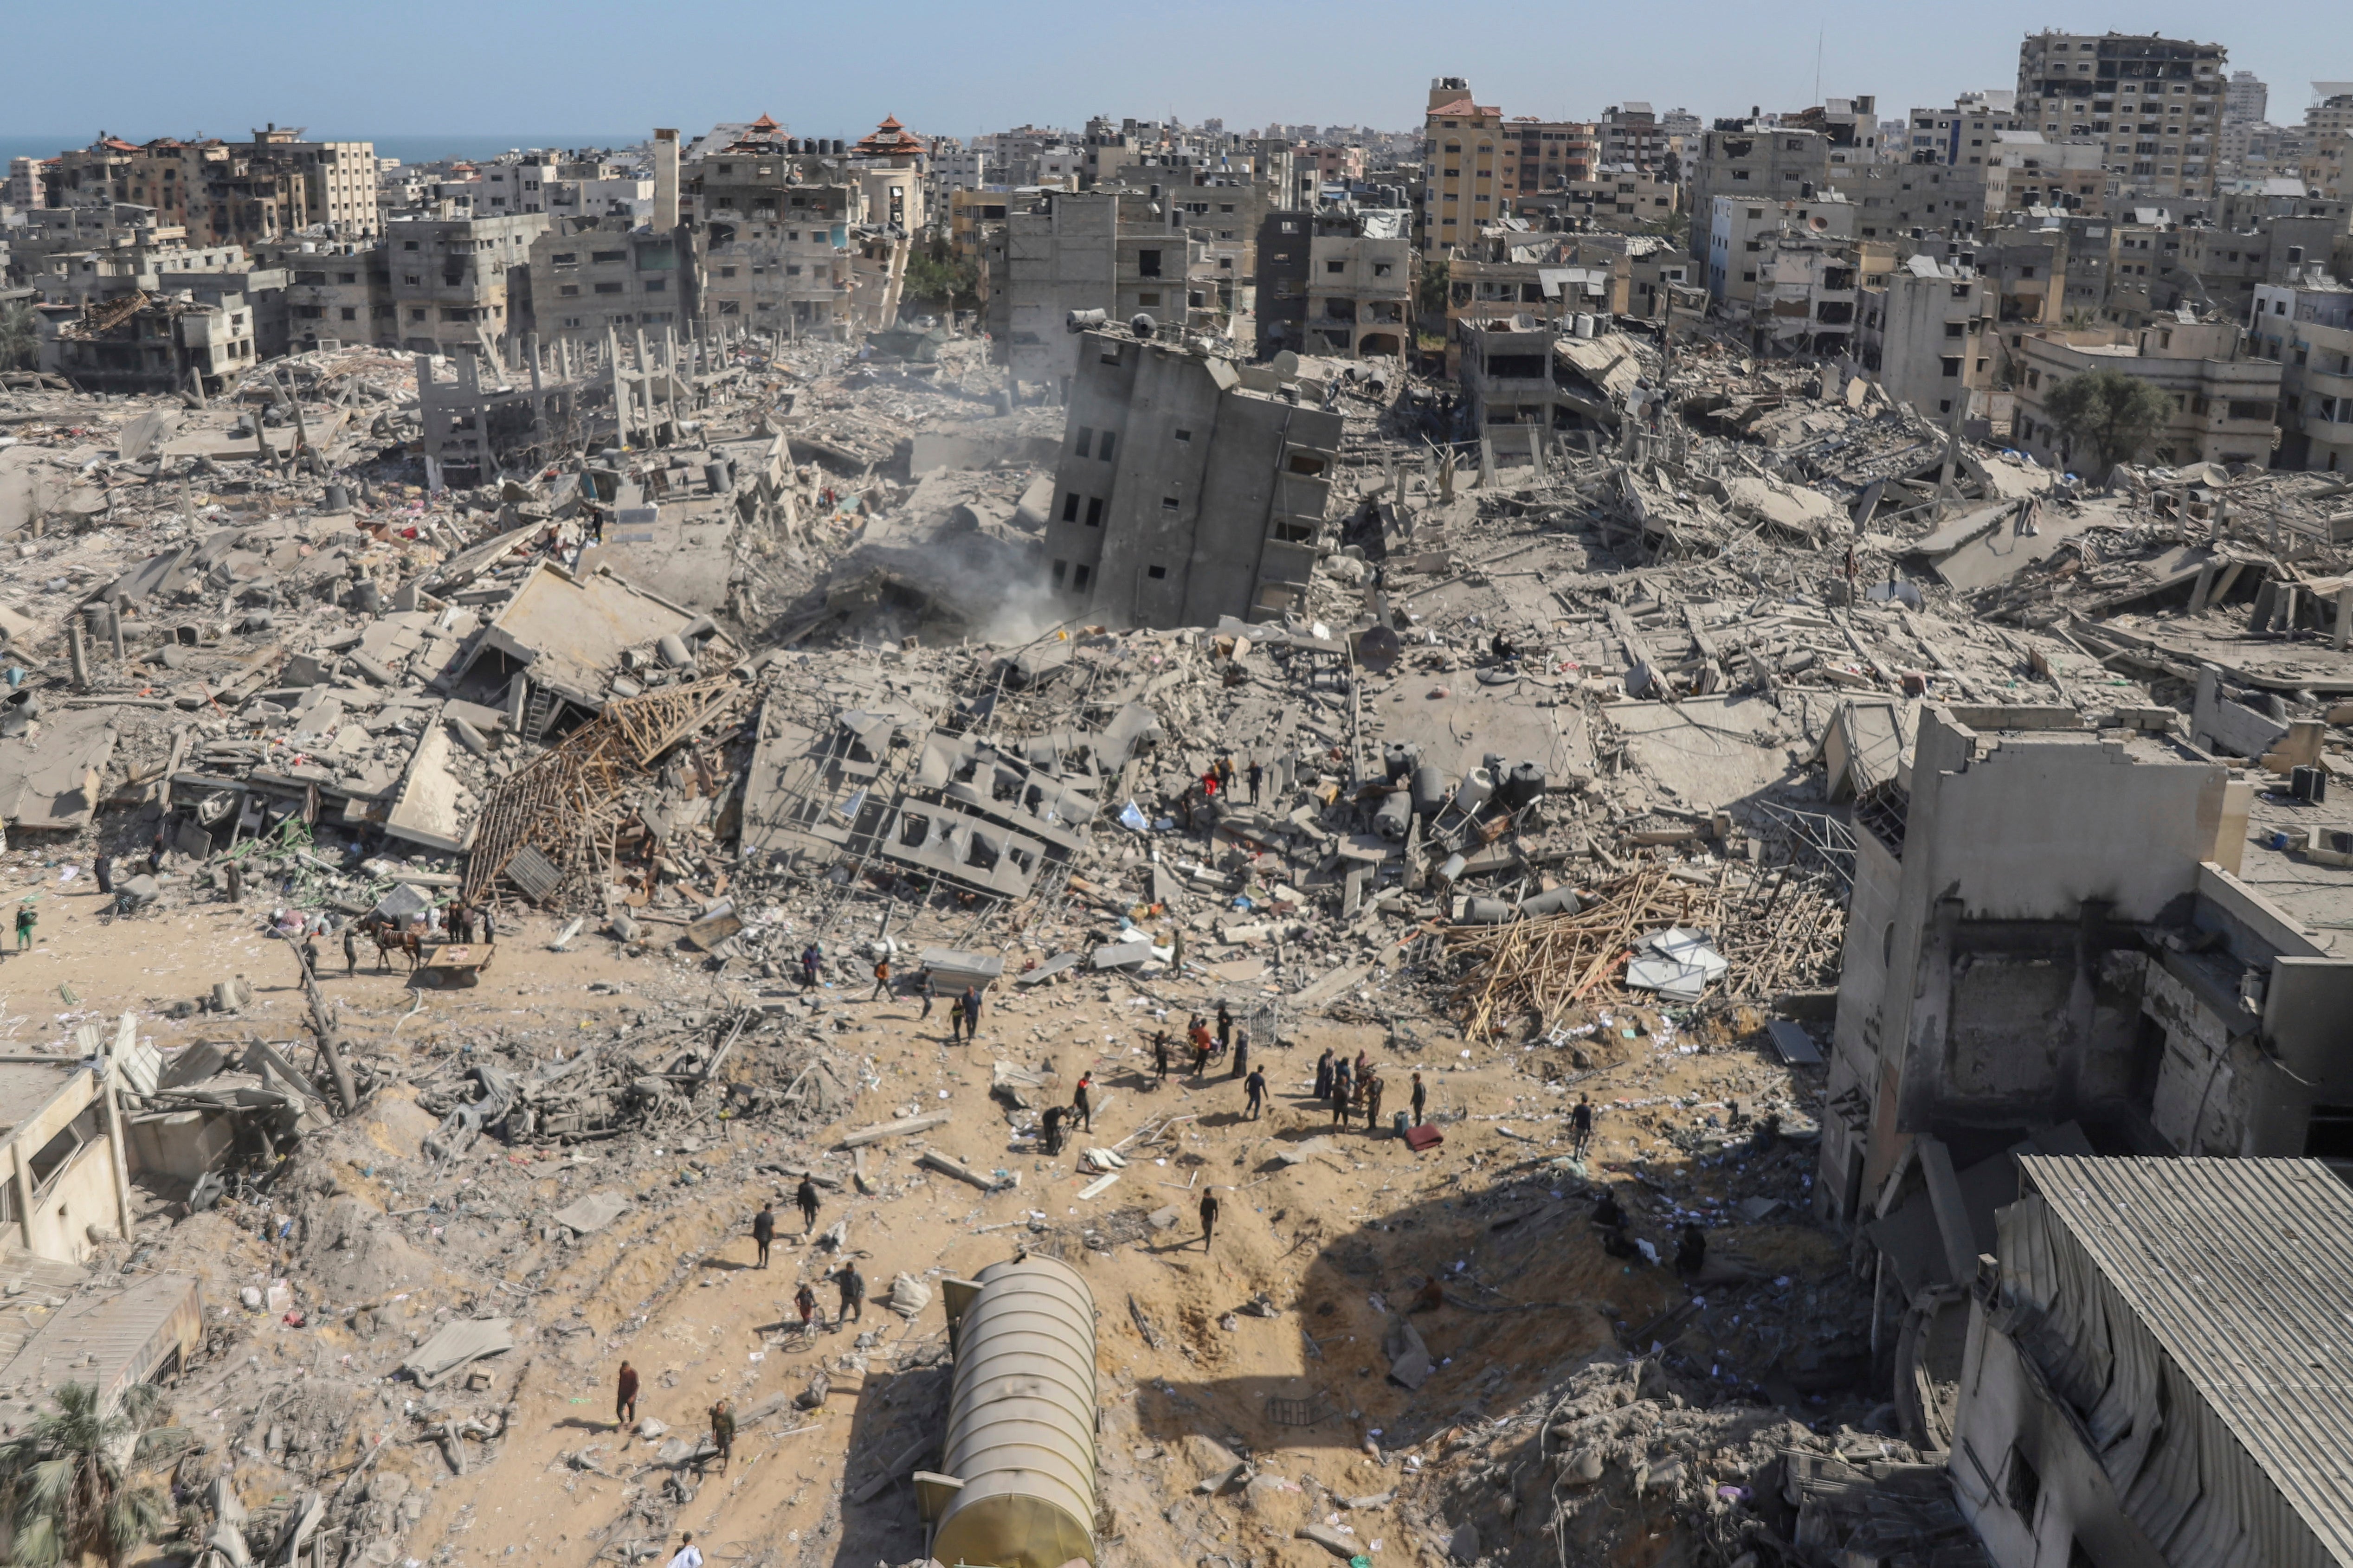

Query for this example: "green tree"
[901,243,980,314]
[2044,367,2171,478]
[0,301,39,372]
[0,1382,193,1568]
[1415,254,1450,322]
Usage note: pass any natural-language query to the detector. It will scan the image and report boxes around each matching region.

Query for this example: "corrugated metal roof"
[0,1272,202,1425]
[2018,1156,2353,1563]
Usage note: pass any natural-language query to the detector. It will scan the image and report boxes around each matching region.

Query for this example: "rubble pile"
[0,275,2347,1568]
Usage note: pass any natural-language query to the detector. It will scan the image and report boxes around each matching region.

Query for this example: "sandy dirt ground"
[7,856,1850,1568]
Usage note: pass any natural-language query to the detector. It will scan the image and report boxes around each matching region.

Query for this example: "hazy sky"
[3,0,2340,144]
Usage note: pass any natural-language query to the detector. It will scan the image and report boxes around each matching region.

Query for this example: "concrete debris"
[2,115,2347,1568]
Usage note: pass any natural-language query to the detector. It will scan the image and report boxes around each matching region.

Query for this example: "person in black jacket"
[752,1202,776,1268]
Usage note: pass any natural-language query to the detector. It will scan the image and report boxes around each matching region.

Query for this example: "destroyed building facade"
[2012,318,2281,470]
[1043,323,1339,626]
[987,188,1189,395]
[1817,704,2353,1238]
[2012,31,2225,201]
[0,1059,133,1266]
[386,212,548,357]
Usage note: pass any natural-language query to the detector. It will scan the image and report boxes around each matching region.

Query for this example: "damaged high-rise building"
[1041,319,1340,628]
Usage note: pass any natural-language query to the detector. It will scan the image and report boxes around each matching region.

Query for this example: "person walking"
[1331,1056,1353,1117]
[949,992,969,1042]
[753,1202,776,1268]
[342,924,359,976]
[1411,1071,1427,1127]
[837,1263,865,1325]
[870,954,892,1002]
[1215,1003,1233,1053]
[13,903,35,953]
[1153,1031,1171,1084]
[961,984,983,1039]
[797,1175,820,1234]
[480,904,495,943]
[92,854,112,896]
[1040,1103,1067,1157]
[708,1399,735,1473]
[1571,1094,1594,1157]
[918,973,937,1021]
[1217,755,1236,795]
[666,1533,703,1568]
[1244,1066,1267,1120]
[615,1360,640,1428]
[1072,1073,1093,1133]
[1189,1017,1213,1075]
[1363,1072,1385,1133]
[1199,1189,1221,1251]
[1230,1030,1248,1080]
[795,1281,819,1332]
[1247,761,1262,804]
[801,944,822,989]
[1314,1048,1334,1102]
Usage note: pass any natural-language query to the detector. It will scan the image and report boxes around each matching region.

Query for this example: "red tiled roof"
[749,113,779,131]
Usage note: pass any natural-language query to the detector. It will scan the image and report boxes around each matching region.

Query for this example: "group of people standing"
[1313,1047,1425,1135]
[1194,753,1264,804]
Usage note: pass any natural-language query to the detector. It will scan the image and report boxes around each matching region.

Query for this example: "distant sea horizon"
[0,133,648,170]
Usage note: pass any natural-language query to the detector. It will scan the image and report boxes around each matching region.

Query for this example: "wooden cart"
[417,942,496,987]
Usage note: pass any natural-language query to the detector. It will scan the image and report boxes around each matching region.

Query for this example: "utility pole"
[290,938,358,1115]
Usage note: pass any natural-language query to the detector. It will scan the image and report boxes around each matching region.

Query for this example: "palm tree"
[0,1382,194,1568]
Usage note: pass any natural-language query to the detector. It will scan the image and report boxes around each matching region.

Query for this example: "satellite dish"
[1271,350,1301,377]
[1355,624,1402,674]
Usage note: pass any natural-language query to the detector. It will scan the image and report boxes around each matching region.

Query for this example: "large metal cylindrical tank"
[1409,765,1448,818]
[932,1254,1098,1568]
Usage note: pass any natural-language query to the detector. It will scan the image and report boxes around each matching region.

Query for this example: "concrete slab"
[383,722,473,854]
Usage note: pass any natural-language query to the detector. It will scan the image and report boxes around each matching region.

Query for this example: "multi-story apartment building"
[2223,70,2269,129]
[2013,31,2225,200]
[1551,169,1679,230]
[39,289,256,393]
[1903,92,2018,167]
[2011,316,2279,471]
[1982,131,2107,217]
[985,188,1188,395]
[689,131,854,339]
[1688,122,1837,258]
[2250,274,2353,471]
[474,160,560,218]
[269,238,393,349]
[1707,192,1856,308]
[1859,257,1994,417]
[2307,92,2353,143]
[1042,322,1342,628]
[384,212,547,356]
[1823,160,1987,244]
[6,158,51,210]
[1298,209,1411,358]
[1421,77,1505,256]
[528,217,696,344]
[1596,105,1670,173]
[1499,119,1599,212]
[233,126,380,237]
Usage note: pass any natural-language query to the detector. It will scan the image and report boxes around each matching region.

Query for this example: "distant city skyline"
[0,0,2341,150]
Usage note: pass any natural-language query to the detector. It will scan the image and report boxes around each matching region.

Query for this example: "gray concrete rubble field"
[0,266,2345,1568]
